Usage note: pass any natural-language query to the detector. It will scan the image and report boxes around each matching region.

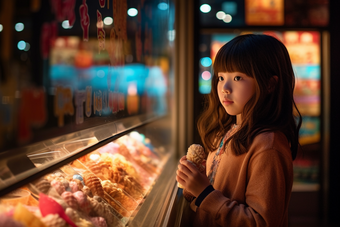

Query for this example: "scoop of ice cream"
[41,214,66,227]
[186,144,206,165]
[178,144,206,189]
[91,217,108,227]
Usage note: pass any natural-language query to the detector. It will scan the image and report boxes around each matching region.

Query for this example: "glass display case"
[0,0,179,226]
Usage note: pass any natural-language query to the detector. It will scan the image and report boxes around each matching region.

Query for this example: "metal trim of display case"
[0,113,167,197]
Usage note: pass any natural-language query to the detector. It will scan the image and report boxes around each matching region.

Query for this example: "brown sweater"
[187,131,293,227]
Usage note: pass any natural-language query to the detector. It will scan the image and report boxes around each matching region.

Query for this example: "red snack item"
[39,193,77,227]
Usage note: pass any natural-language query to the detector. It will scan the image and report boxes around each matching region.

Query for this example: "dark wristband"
[195,185,215,207]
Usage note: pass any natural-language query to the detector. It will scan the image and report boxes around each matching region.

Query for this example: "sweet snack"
[73,174,85,184]
[186,144,206,170]
[101,180,138,211]
[0,213,25,227]
[39,193,77,227]
[91,217,108,227]
[111,167,144,200]
[32,178,51,194]
[100,153,139,181]
[86,160,113,181]
[89,196,124,227]
[69,181,80,193]
[41,214,67,227]
[64,207,79,223]
[61,191,79,210]
[73,191,92,215]
[51,180,66,195]
[82,171,105,197]
[82,186,94,198]
[13,203,46,227]
[178,144,206,189]
[46,172,66,182]
[102,193,130,217]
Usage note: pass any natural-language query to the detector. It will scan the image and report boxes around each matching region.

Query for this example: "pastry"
[85,161,112,181]
[82,186,94,198]
[110,169,144,200]
[178,144,206,189]
[101,180,138,211]
[93,196,123,220]
[89,197,123,227]
[82,171,105,197]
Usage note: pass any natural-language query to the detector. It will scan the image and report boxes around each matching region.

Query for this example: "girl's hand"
[176,157,211,197]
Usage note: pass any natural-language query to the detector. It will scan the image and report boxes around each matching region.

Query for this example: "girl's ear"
[268,76,278,93]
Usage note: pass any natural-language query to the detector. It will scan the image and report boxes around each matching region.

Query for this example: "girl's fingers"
[178,163,191,175]
[180,155,187,162]
[176,175,186,186]
[176,169,188,179]
[180,160,197,173]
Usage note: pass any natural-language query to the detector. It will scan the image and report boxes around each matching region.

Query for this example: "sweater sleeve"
[197,148,292,227]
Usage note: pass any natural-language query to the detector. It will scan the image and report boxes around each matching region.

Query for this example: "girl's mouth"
[222,100,234,105]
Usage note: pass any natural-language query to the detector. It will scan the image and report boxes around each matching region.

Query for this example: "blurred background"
[0,0,339,227]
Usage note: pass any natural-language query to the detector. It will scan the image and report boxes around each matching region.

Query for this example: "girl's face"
[217,72,256,124]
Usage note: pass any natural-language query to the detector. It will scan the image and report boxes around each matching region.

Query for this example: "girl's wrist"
[195,185,215,207]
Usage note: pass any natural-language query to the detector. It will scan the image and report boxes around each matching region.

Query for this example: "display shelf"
[0,121,174,226]
[0,114,166,197]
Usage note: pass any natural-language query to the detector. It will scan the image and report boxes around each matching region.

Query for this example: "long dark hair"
[197,34,302,160]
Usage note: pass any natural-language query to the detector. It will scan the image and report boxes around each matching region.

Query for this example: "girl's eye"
[234,76,242,81]
[218,76,224,81]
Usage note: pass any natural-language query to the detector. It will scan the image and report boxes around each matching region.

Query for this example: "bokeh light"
[103,17,113,25]
[200,57,212,67]
[62,20,72,29]
[200,4,211,13]
[15,22,24,32]
[223,14,232,23]
[216,11,226,20]
[201,71,212,80]
[158,3,168,10]
[127,8,138,17]
[17,41,26,50]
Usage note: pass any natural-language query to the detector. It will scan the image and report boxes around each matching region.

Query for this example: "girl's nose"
[222,83,231,94]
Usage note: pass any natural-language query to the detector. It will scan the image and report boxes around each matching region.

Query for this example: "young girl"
[176,34,302,227]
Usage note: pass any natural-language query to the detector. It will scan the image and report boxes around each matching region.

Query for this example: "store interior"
[0,0,340,227]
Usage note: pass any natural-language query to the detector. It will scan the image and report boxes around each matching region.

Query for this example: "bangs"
[213,39,254,78]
